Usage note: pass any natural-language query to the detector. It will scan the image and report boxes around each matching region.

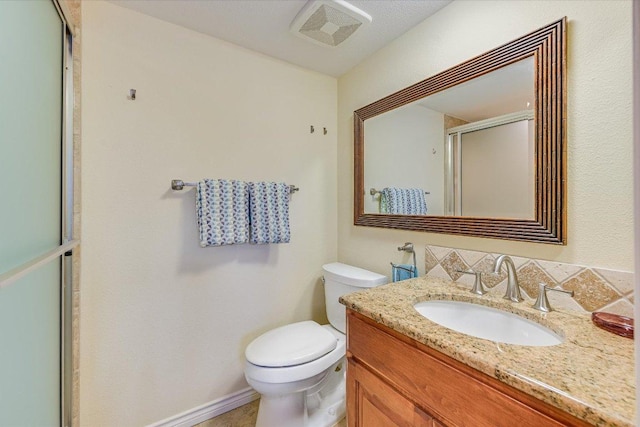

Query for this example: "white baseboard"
[147,387,260,427]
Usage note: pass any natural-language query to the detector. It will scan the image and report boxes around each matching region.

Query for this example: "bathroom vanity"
[341,277,635,426]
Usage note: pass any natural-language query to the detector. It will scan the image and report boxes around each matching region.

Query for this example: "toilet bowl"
[244,263,387,427]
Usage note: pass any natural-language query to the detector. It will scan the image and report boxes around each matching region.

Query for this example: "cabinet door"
[348,359,440,427]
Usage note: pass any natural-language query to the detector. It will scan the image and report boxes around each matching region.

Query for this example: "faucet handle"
[532,283,574,312]
[456,270,488,295]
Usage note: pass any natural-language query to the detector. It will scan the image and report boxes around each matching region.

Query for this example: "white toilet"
[244,262,388,427]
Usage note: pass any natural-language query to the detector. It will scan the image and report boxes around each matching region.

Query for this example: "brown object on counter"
[591,312,634,339]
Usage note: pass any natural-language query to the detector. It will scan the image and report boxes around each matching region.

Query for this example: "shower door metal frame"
[444,110,534,218]
[0,1,77,426]
[58,2,77,425]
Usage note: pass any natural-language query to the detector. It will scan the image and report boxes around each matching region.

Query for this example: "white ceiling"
[419,57,535,122]
[107,0,453,77]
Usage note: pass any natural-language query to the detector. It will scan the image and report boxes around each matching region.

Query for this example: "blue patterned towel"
[196,179,249,247]
[380,188,427,215]
[392,264,418,282]
[248,182,291,244]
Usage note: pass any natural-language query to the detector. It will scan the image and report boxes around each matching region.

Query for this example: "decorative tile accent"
[455,271,476,289]
[593,268,634,295]
[429,245,453,261]
[457,249,486,267]
[471,255,505,289]
[536,260,583,283]
[599,298,635,318]
[516,261,556,298]
[427,264,453,281]
[424,245,633,315]
[561,270,622,312]
[490,280,509,298]
[506,255,529,269]
[546,291,589,314]
[440,251,469,281]
[424,247,439,274]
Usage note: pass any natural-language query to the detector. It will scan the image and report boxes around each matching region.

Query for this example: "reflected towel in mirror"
[381,188,427,215]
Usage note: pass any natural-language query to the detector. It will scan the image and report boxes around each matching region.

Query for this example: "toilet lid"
[246,321,338,367]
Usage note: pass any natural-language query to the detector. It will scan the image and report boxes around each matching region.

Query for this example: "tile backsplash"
[424,245,634,317]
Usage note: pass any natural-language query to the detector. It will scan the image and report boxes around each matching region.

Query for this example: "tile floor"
[195,400,347,427]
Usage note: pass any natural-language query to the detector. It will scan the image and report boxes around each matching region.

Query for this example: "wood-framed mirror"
[354,18,566,244]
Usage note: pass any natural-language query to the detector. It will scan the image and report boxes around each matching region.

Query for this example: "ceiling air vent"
[290,0,372,48]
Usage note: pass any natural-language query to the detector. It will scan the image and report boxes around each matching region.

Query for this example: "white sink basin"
[414,300,563,347]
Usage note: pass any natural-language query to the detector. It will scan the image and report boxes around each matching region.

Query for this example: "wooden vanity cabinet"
[346,310,590,427]
[348,358,443,427]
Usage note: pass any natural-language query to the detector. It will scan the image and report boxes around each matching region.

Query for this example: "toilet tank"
[322,263,388,333]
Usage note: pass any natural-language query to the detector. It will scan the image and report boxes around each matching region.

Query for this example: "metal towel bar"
[390,262,415,273]
[171,179,299,193]
[370,187,429,195]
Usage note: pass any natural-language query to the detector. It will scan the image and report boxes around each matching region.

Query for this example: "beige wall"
[80,2,337,425]
[338,1,633,275]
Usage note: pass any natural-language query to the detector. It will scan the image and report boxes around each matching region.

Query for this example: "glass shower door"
[0,1,73,425]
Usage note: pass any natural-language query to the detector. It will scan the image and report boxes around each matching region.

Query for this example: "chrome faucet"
[493,255,524,302]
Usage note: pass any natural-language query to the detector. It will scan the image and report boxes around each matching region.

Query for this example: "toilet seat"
[246,321,337,367]
[245,325,345,385]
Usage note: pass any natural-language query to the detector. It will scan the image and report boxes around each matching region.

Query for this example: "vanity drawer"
[346,310,589,427]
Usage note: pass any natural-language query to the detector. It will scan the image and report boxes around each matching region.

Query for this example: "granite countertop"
[339,276,636,427]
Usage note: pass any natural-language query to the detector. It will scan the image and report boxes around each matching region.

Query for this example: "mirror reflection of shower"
[445,111,535,219]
